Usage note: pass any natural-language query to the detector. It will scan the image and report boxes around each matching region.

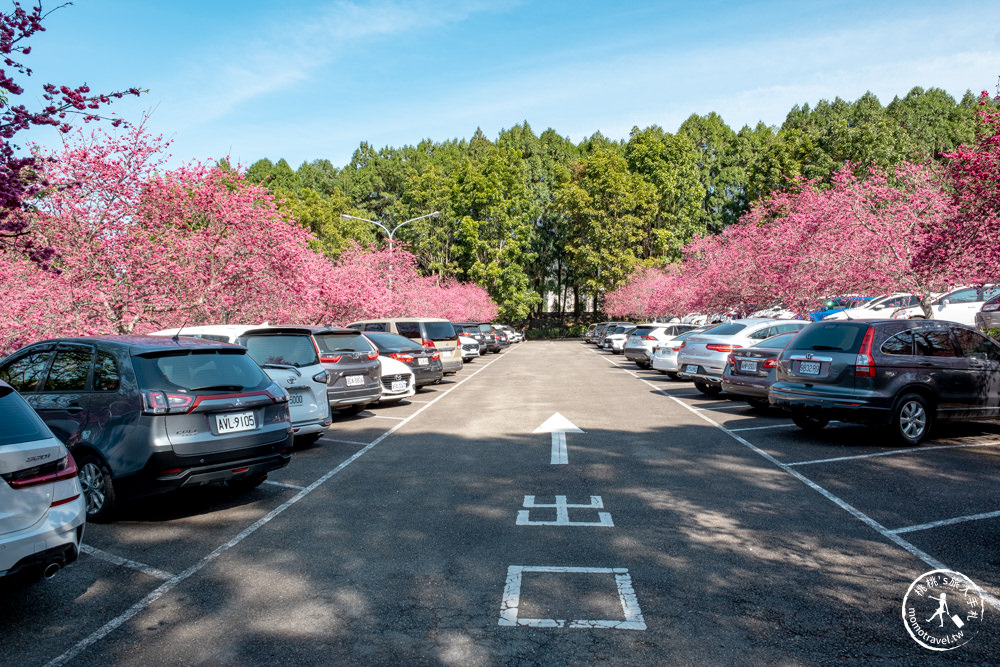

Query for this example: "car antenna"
[172,314,191,343]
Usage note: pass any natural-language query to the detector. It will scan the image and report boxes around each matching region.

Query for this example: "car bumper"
[768,384,892,425]
[623,347,651,362]
[291,414,333,435]
[719,374,772,399]
[0,500,85,580]
[328,385,382,408]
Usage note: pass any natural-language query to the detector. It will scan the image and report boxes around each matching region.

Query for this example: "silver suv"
[0,336,293,522]
[0,380,86,582]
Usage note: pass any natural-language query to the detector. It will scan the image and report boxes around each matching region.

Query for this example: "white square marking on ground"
[516,495,614,526]
[498,566,646,630]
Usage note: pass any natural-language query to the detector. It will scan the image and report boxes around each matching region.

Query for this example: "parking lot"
[3,340,1000,665]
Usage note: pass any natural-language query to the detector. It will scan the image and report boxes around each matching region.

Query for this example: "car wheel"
[294,432,323,447]
[227,474,267,493]
[77,453,117,523]
[747,398,771,411]
[339,404,366,416]
[665,371,679,380]
[893,393,932,445]
[694,381,722,397]
[792,412,829,432]
[636,360,650,369]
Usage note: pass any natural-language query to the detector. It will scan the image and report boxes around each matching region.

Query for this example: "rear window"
[753,331,798,349]
[0,386,51,446]
[237,334,320,368]
[424,321,457,341]
[789,322,869,353]
[460,325,480,334]
[703,322,747,336]
[133,350,270,392]
[630,327,657,337]
[314,332,374,354]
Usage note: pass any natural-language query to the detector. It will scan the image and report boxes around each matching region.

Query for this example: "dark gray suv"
[770,320,1000,444]
[0,336,294,521]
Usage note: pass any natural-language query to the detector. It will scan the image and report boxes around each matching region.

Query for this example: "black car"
[453,322,501,354]
[0,336,294,521]
[720,331,800,409]
[362,331,444,387]
[769,320,1000,444]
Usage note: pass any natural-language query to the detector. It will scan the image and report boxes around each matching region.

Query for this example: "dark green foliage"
[243,86,986,318]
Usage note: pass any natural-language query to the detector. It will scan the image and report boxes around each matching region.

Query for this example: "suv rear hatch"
[313,330,380,391]
[237,329,330,427]
[776,321,871,391]
[132,348,289,456]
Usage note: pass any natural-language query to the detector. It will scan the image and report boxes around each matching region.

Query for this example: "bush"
[985,328,1000,341]
[525,324,587,340]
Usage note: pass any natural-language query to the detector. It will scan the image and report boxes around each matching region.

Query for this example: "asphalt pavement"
[3,340,1000,665]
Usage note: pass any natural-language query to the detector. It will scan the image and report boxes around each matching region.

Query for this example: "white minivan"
[153,325,333,442]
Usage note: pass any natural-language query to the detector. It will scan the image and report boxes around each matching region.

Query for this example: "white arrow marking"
[533,413,583,465]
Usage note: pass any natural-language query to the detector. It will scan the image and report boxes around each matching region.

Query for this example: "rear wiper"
[190,385,245,391]
[262,363,302,376]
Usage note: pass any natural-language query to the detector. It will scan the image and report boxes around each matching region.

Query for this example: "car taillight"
[641,335,656,340]
[390,352,414,362]
[985,303,1000,312]
[264,384,290,403]
[142,390,195,414]
[431,352,440,361]
[422,338,435,348]
[320,355,342,363]
[855,326,876,377]
[312,370,330,383]
[366,351,379,360]
[706,344,737,353]
[4,452,79,489]
[763,358,779,369]
[727,355,736,367]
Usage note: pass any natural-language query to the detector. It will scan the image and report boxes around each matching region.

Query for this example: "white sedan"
[891,285,999,326]
[375,356,416,404]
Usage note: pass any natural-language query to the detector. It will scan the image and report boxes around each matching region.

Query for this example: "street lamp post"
[341,211,440,288]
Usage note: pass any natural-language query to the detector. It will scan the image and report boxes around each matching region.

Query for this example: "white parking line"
[696,404,747,411]
[263,480,305,491]
[369,414,407,420]
[322,438,372,446]
[80,545,174,581]
[631,372,1000,612]
[786,441,1000,467]
[46,347,519,667]
[727,424,798,433]
[890,509,1000,535]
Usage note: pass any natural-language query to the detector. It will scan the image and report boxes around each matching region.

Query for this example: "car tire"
[665,371,679,380]
[227,474,267,493]
[636,360,650,369]
[339,404,366,416]
[747,398,771,411]
[694,381,722,397]
[77,453,117,523]
[893,393,932,445]
[792,412,829,432]
[294,432,323,447]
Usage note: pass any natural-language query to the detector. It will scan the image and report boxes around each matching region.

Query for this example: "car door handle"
[65,404,85,414]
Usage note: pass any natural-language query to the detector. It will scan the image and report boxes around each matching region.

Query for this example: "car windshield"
[753,331,798,349]
[789,322,869,353]
[133,350,270,392]
[364,332,421,351]
[314,332,374,354]
[0,385,51,446]
[238,334,320,368]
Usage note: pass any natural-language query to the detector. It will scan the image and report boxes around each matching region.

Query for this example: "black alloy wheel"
[694,381,722,397]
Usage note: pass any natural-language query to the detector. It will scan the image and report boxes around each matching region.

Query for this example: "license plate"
[417,358,429,366]
[289,393,304,405]
[216,411,256,434]
[685,364,699,374]
[345,375,364,387]
[799,361,821,375]
[391,380,407,392]
[739,360,758,372]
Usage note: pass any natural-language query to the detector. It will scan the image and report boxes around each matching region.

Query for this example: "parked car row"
[0,317,520,584]
[597,314,1000,449]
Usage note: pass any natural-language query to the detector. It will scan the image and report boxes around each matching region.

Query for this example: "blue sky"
[19,0,1000,170]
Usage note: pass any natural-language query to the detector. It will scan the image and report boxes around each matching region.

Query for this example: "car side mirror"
[940,298,950,306]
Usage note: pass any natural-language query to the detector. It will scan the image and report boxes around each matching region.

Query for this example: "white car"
[823,293,920,320]
[375,356,416,404]
[602,325,635,354]
[891,285,1000,326]
[623,323,700,368]
[0,380,86,583]
[650,328,707,378]
[677,319,808,395]
[153,325,334,440]
[458,334,482,361]
[494,324,523,343]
